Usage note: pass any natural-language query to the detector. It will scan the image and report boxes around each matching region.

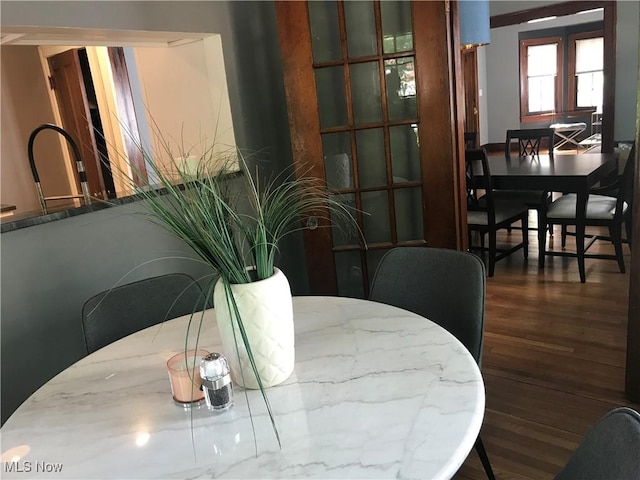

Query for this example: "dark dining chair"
[496,128,556,234]
[539,142,635,282]
[505,128,555,158]
[369,247,495,480]
[466,148,529,277]
[554,407,640,480]
[465,131,478,149]
[81,273,207,354]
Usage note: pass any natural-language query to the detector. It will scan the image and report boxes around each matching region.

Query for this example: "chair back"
[464,131,478,149]
[554,407,640,480]
[505,128,555,158]
[465,148,496,228]
[616,142,636,217]
[369,247,486,365]
[81,273,207,354]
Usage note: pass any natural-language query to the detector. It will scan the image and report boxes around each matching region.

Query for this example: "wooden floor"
[454,222,639,480]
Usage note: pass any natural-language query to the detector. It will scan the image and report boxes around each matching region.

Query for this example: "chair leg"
[625,214,632,245]
[561,225,568,248]
[576,223,586,283]
[609,223,626,273]
[488,231,497,277]
[475,436,496,480]
[538,213,548,269]
[522,216,529,259]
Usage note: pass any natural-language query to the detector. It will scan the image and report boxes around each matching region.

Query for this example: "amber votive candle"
[166,349,209,404]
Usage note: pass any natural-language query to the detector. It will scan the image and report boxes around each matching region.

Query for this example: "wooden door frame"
[461,48,480,141]
[626,67,640,402]
[490,0,616,153]
[274,0,337,295]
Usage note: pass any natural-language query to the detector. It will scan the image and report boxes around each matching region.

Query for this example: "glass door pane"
[344,2,377,58]
[315,67,348,128]
[308,1,342,62]
[381,1,414,53]
[350,62,383,124]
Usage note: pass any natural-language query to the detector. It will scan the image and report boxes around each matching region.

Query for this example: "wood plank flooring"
[454,223,639,480]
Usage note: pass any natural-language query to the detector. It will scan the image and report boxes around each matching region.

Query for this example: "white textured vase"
[213,267,294,389]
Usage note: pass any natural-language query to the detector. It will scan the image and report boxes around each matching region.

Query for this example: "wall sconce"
[459,0,491,49]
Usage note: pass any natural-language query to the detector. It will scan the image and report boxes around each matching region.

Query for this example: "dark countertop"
[0,195,142,233]
[1,171,243,234]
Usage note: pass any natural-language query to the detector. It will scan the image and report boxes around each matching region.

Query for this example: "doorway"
[46,47,134,202]
[461,48,480,145]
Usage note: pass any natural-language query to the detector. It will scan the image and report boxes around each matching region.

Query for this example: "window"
[519,37,563,119]
[569,31,604,111]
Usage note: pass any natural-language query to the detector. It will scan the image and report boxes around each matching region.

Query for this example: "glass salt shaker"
[199,352,234,411]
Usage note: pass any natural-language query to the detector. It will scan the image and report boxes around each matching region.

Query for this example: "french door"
[276,0,467,297]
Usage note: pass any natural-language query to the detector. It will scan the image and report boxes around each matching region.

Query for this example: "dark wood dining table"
[480,153,618,277]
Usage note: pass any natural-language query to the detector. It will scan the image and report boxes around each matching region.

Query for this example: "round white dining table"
[1,296,485,479]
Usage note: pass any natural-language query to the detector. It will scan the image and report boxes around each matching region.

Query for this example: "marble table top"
[1,296,485,479]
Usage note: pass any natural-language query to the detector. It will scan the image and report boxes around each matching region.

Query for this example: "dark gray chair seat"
[547,193,627,220]
[81,273,206,354]
[554,407,640,480]
[540,142,635,282]
[369,247,495,480]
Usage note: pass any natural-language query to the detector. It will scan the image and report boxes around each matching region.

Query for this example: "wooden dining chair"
[81,273,207,354]
[466,148,529,277]
[539,143,635,283]
[369,246,495,480]
[554,407,640,480]
[497,128,556,234]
